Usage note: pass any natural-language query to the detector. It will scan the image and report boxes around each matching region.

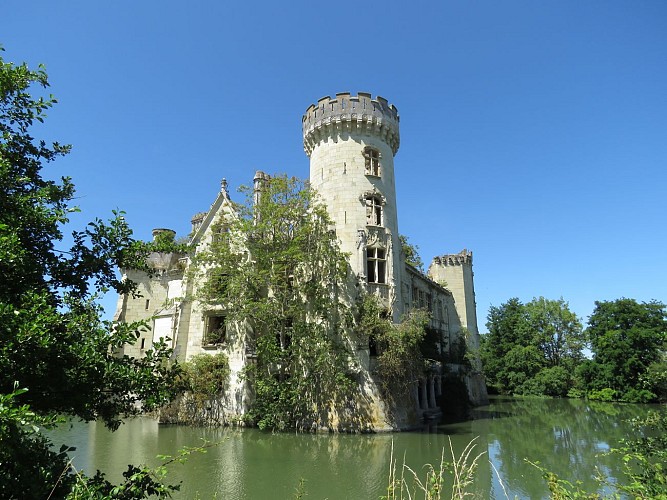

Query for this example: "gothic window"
[204,315,226,345]
[363,147,381,177]
[367,248,386,284]
[365,195,383,226]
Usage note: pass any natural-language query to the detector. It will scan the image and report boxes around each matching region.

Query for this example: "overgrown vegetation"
[191,175,358,431]
[480,296,666,403]
[358,295,431,399]
[0,49,179,497]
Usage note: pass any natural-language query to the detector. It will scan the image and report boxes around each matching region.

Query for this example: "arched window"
[365,195,383,226]
[363,147,381,177]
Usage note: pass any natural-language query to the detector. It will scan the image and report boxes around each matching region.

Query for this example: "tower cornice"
[302,92,400,157]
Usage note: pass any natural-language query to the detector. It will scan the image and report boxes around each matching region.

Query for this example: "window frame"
[365,195,383,226]
[363,147,381,177]
[366,247,387,284]
[204,314,226,346]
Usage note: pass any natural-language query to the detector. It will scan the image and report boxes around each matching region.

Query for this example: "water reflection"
[50,397,658,499]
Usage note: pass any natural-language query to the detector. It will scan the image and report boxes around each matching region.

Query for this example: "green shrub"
[588,388,617,401]
[621,388,656,404]
[180,353,230,405]
[566,387,585,399]
[534,366,570,397]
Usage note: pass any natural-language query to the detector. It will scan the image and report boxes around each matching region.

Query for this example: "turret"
[303,92,402,317]
[429,250,479,336]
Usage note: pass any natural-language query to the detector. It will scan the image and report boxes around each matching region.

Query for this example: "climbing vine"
[359,294,429,398]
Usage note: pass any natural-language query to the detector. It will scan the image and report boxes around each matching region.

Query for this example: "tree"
[523,297,584,369]
[399,234,424,271]
[584,298,666,402]
[191,175,357,431]
[480,298,528,393]
[0,50,178,497]
[481,297,583,396]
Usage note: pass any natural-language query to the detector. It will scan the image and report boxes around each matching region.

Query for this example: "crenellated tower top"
[431,249,473,267]
[302,92,400,157]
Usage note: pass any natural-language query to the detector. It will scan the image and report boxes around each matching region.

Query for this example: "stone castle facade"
[115,92,487,430]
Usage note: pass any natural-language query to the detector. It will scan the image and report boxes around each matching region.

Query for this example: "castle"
[114,92,487,430]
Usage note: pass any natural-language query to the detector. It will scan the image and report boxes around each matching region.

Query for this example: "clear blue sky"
[4,1,667,330]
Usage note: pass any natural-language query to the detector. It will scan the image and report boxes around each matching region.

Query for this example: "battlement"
[431,249,473,267]
[302,92,400,157]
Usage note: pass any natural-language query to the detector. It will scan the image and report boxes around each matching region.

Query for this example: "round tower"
[302,92,402,316]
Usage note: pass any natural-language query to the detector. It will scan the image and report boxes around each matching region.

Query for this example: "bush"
[588,388,617,401]
[534,366,570,397]
[621,388,656,404]
[180,353,230,405]
[566,387,585,399]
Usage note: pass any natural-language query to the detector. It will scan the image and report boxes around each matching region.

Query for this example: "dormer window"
[363,147,381,177]
[365,195,383,226]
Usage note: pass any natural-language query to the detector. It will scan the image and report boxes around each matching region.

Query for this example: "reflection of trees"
[64,399,659,498]
[470,397,651,498]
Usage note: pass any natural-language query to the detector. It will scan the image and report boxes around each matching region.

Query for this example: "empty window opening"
[276,317,293,350]
[145,299,150,310]
[140,338,146,350]
[363,147,381,176]
[367,248,386,284]
[369,335,378,356]
[365,195,383,226]
[205,315,226,345]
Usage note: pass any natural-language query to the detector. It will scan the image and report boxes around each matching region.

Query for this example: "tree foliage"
[480,297,583,396]
[358,294,429,399]
[399,234,424,271]
[0,50,179,497]
[191,175,357,430]
[580,298,666,403]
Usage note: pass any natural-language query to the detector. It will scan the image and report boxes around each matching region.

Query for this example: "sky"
[3,1,667,331]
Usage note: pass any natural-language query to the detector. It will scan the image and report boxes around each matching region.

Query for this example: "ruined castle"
[115,92,487,430]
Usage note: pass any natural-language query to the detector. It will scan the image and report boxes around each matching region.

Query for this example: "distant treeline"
[480,297,666,403]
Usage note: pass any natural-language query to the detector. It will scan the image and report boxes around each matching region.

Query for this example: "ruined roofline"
[302,92,400,157]
[405,262,452,295]
[431,249,473,267]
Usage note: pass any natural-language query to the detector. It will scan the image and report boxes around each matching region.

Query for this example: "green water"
[50,396,659,499]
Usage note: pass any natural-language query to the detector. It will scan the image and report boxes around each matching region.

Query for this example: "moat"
[51,396,658,499]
